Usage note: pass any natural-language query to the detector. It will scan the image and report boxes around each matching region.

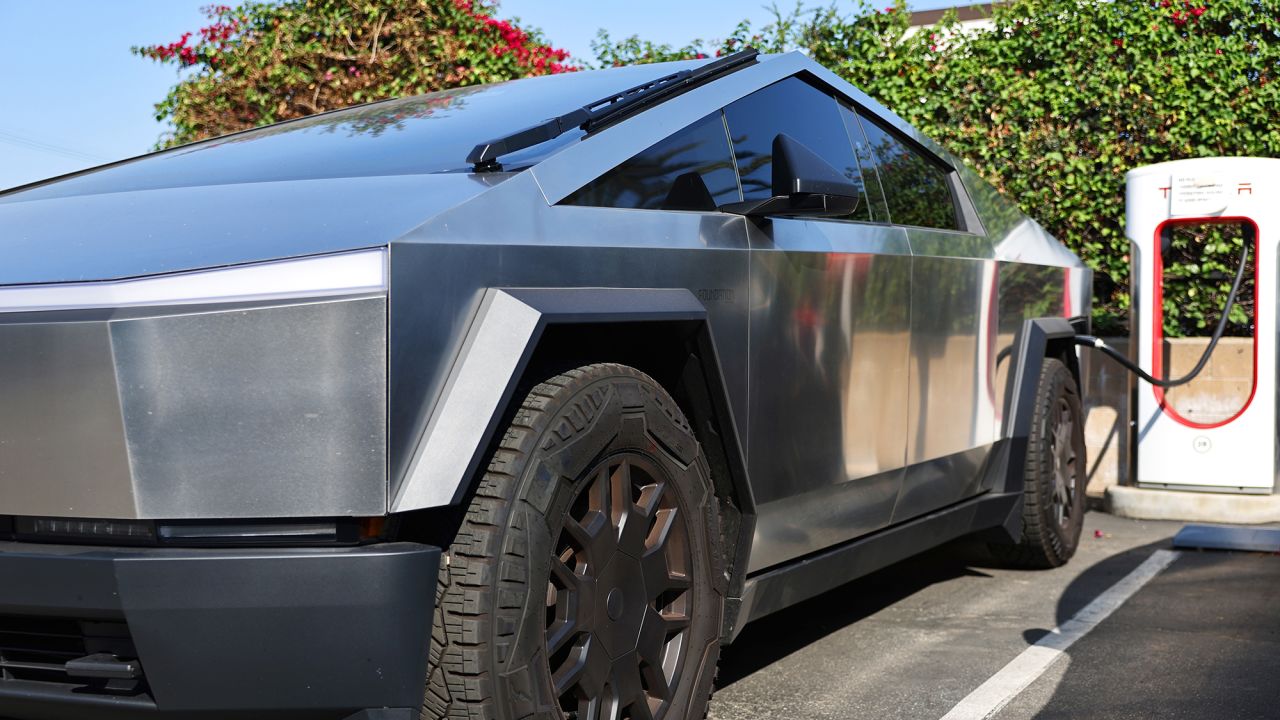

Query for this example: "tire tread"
[423,363,716,720]
[991,356,1085,569]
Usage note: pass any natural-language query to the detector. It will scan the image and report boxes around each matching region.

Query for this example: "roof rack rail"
[466,48,760,172]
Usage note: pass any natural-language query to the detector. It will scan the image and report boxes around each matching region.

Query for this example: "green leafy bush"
[134,0,575,147]
[910,0,1278,335]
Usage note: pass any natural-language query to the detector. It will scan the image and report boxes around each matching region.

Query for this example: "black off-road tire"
[991,357,1087,569]
[422,364,725,720]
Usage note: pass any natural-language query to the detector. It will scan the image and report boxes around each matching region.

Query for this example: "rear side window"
[723,77,873,222]
[851,112,960,230]
[838,103,890,223]
[562,112,740,211]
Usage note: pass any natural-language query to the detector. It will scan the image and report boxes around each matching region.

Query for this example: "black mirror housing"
[720,132,862,218]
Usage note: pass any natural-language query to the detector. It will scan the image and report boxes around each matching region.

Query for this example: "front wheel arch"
[392,288,756,643]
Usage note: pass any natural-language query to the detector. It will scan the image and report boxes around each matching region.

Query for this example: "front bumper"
[0,540,439,719]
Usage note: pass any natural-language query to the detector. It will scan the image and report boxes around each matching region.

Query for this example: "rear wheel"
[991,357,1086,568]
[423,364,723,720]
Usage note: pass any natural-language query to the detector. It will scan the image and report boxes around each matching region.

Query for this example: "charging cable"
[1073,238,1251,388]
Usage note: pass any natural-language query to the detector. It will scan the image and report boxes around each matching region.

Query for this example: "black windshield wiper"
[466,48,759,172]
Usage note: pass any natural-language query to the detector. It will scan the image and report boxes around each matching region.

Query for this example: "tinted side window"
[723,77,872,222]
[853,112,960,230]
[562,112,740,211]
[839,103,890,223]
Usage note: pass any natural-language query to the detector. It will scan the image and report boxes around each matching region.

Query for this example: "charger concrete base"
[1107,485,1280,524]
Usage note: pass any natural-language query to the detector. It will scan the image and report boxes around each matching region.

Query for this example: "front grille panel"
[0,615,145,694]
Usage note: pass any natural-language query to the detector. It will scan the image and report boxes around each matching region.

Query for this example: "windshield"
[2,61,703,204]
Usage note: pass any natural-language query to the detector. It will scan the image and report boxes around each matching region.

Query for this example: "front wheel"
[991,356,1087,569]
[423,364,724,720]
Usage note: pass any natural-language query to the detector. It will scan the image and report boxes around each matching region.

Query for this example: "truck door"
[727,77,912,573]
[849,113,999,521]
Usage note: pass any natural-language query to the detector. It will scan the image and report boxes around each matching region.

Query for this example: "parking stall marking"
[938,549,1182,720]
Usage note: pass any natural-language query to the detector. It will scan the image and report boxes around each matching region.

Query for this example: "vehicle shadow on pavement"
[1020,547,1280,720]
[718,533,1184,692]
[718,539,998,688]
[1025,537,1177,644]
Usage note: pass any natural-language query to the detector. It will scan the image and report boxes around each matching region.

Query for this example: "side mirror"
[720,133,862,218]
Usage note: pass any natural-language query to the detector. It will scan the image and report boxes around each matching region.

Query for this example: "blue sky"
[0,1,963,190]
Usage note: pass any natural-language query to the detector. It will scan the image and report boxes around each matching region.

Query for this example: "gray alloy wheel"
[423,364,724,720]
[991,357,1087,569]
[546,452,696,719]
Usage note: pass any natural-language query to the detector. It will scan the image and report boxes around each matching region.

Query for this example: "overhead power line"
[0,128,110,163]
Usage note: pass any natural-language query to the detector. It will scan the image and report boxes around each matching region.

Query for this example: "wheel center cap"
[606,587,625,620]
[592,554,647,659]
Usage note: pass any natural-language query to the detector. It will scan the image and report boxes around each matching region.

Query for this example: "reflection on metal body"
[899,228,993,522]
[388,176,752,494]
[0,52,1088,558]
[0,297,387,519]
[0,174,484,285]
[391,287,711,512]
[0,320,137,518]
[394,289,543,511]
[745,219,911,572]
[990,214,1092,443]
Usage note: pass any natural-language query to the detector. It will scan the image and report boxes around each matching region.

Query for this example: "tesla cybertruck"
[0,50,1090,720]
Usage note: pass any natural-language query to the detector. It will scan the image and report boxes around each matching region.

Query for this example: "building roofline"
[908,3,998,27]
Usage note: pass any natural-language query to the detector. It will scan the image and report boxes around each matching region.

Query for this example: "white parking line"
[939,549,1182,720]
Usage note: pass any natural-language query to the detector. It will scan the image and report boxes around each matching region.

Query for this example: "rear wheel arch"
[990,355,1087,567]
[1002,317,1080,448]
[981,317,1084,542]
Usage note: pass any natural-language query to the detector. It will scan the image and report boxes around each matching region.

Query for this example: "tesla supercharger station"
[1128,157,1277,494]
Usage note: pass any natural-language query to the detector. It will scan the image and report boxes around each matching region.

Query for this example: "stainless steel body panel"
[0,321,137,517]
[388,175,752,500]
[392,287,710,512]
[745,219,912,572]
[0,297,386,518]
[393,289,543,511]
[899,228,998,521]
[0,51,1090,571]
[0,174,485,285]
[894,445,994,523]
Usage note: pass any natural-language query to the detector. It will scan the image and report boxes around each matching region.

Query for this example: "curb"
[1106,485,1280,524]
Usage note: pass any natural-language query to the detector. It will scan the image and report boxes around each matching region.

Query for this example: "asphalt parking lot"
[710,511,1280,720]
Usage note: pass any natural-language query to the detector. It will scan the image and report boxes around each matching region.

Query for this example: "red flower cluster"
[150,32,199,65]
[146,0,576,76]
[199,19,238,44]
[1161,0,1207,27]
[144,7,241,68]
[454,0,575,74]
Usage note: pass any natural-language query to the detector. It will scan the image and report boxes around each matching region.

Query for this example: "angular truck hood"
[0,173,495,285]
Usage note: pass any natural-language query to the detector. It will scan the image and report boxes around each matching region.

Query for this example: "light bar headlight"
[0,248,387,313]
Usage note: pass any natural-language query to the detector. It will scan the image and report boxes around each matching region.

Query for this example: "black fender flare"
[982,316,1081,540]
